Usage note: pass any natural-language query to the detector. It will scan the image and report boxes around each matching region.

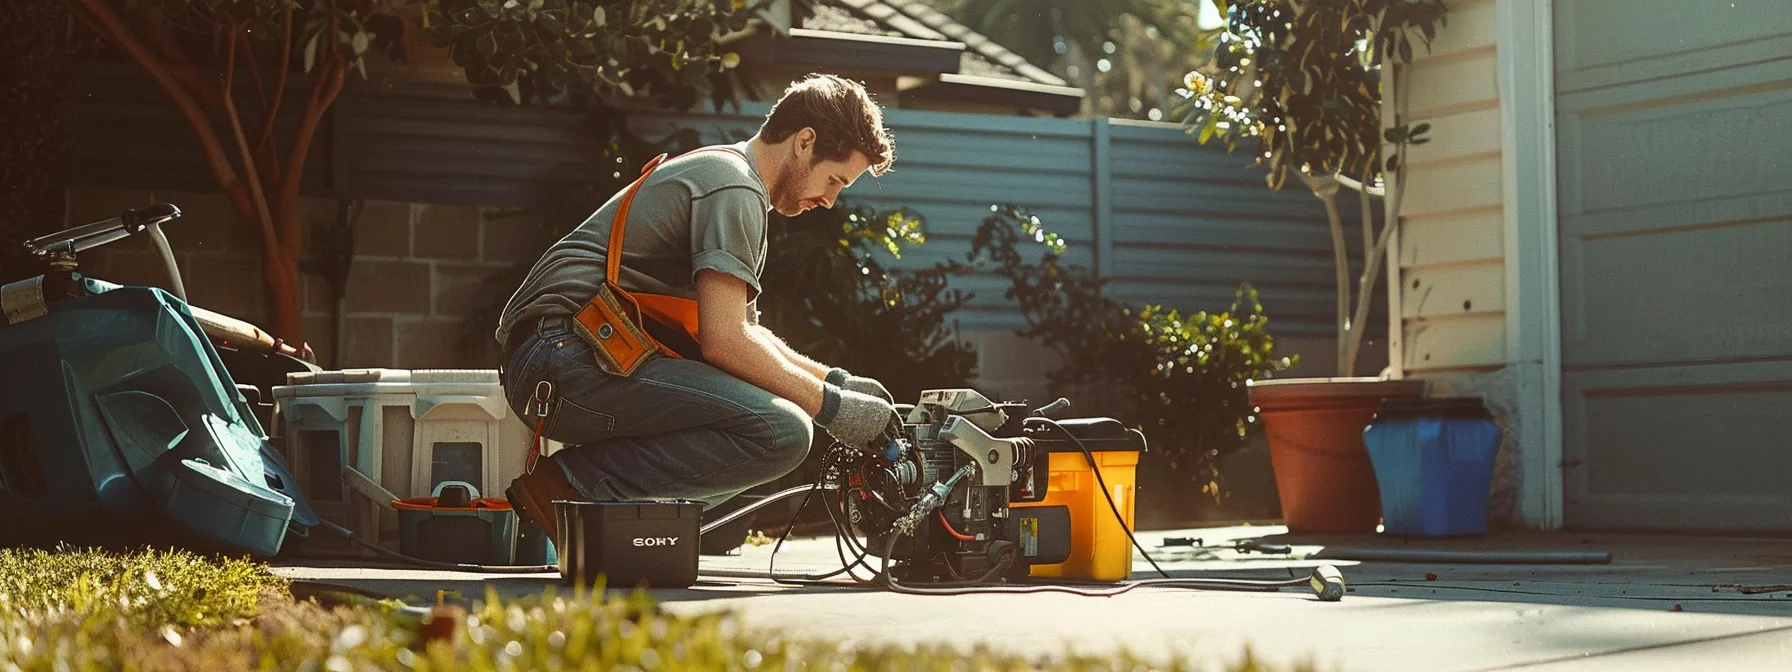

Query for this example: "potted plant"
[1173,0,1449,532]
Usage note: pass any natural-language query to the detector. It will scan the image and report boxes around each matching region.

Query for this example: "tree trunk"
[1308,174,1353,376]
[263,249,303,341]
[267,191,306,341]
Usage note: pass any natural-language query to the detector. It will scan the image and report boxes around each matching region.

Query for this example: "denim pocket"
[547,334,598,369]
[544,396,618,445]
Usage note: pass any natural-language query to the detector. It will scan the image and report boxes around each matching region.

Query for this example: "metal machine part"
[699,393,1349,600]
[905,388,1009,433]
[830,390,1102,584]
[937,416,1023,488]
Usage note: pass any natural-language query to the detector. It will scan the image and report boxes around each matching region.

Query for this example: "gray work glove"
[816,383,900,449]
[827,367,894,404]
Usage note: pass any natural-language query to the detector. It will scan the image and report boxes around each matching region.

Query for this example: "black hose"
[699,484,821,535]
[314,520,556,574]
[730,445,877,586]
[762,473,850,584]
[821,485,880,583]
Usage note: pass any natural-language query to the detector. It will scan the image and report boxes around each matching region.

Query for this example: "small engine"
[819,389,1147,585]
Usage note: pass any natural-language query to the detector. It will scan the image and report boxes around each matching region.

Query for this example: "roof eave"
[900,73,1085,116]
[736,27,966,75]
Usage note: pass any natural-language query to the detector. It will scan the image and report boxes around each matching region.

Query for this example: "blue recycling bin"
[1363,397,1503,536]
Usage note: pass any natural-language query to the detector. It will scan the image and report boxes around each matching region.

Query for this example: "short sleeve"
[689,185,769,300]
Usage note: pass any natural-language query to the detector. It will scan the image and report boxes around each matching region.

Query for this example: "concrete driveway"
[275,526,1792,671]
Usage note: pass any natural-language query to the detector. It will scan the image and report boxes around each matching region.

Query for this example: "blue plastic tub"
[1362,398,1503,536]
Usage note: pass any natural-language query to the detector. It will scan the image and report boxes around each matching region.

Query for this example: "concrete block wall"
[63,188,540,371]
[309,200,526,370]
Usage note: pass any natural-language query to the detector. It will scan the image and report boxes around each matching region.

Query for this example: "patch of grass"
[0,546,279,630]
[0,548,1306,671]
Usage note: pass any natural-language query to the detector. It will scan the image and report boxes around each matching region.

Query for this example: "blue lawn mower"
[0,203,319,558]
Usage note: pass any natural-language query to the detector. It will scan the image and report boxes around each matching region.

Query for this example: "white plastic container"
[272,368,561,549]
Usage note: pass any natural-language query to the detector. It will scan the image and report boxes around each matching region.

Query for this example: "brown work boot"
[506,463,585,546]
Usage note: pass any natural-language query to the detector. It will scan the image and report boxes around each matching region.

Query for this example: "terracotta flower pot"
[1248,377,1426,533]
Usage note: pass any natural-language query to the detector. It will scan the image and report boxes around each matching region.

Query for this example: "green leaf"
[303,32,319,73]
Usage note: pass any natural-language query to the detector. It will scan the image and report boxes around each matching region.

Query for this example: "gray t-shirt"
[494,142,770,352]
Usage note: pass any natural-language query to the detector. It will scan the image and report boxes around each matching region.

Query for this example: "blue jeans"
[500,315,814,510]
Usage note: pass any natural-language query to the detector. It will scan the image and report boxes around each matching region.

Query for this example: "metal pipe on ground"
[1311,548,1613,565]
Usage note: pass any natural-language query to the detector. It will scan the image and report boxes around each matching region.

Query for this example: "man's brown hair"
[759,74,895,176]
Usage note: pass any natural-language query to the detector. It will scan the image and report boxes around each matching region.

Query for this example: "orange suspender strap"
[605,153,669,285]
[604,146,747,345]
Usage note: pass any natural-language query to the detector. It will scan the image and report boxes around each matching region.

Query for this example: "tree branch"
[1333,171,1385,196]
[241,26,268,116]
[1360,172,1373,271]
[138,4,225,114]
[256,1,294,175]
[1344,174,1402,377]
[281,57,346,253]
[65,0,247,212]
[223,24,281,253]
[1341,62,1415,376]
[1307,173,1353,376]
[65,2,106,38]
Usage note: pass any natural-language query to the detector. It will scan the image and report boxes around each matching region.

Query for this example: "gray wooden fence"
[67,62,1378,339]
[632,106,1366,337]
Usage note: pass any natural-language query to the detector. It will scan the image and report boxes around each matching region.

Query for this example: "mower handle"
[25,203,183,257]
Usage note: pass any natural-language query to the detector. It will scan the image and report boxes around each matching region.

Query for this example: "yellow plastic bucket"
[1013,449,1140,582]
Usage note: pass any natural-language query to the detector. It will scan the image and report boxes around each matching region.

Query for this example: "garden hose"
[313,520,558,574]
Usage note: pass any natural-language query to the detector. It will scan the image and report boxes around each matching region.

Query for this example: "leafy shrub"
[967,205,1297,497]
[757,203,978,404]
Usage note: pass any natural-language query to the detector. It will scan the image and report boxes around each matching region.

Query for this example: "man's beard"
[770,158,814,216]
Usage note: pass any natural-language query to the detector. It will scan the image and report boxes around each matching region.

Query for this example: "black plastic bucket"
[555,499,703,589]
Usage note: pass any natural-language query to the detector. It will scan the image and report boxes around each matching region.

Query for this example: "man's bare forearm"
[697,271,827,418]
[706,328,826,417]
[750,325,832,381]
